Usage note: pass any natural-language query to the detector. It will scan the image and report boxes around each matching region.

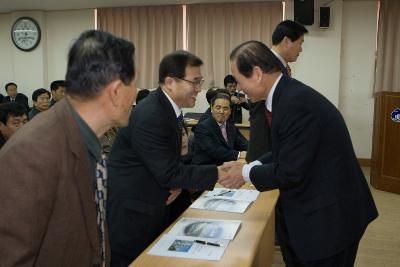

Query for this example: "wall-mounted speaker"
[320,7,330,28]
[294,0,314,26]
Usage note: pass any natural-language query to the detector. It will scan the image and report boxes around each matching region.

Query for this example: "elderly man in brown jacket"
[0,30,137,266]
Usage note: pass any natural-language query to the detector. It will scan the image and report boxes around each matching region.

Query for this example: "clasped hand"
[217,161,245,189]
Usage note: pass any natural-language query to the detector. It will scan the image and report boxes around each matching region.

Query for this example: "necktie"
[264,109,272,127]
[286,64,292,77]
[95,153,107,267]
[177,112,184,132]
[220,123,228,142]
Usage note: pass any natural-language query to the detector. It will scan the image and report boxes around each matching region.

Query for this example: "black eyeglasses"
[175,77,205,87]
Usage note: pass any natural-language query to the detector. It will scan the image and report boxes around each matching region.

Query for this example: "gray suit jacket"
[0,99,108,266]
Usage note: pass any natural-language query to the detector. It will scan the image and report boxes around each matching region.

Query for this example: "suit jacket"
[246,55,288,162]
[2,93,30,112]
[0,93,3,103]
[192,117,248,165]
[250,75,378,261]
[107,88,218,261]
[231,92,249,124]
[0,99,107,266]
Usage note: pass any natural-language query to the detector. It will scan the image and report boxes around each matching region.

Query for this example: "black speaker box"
[319,7,330,28]
[294,0,314,26]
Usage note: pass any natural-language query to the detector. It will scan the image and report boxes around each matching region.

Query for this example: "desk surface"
[130,185,279,267]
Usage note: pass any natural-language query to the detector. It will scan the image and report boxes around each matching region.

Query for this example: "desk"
[185,119,250,140]
[130,186,279,267]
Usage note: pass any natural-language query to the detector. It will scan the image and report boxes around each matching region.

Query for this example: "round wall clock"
[11,17,41,52]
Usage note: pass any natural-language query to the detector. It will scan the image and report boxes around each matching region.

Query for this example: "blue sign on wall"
[391,108,400,123]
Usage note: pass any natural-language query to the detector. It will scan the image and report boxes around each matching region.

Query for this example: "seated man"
[2,82,29,112]
[0,102,28,149]
[197,87,231,124]
[49,80,66,107]
[192,93,248,165]
[28,88,51,119]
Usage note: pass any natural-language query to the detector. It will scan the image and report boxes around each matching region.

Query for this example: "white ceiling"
[0,0,278,13]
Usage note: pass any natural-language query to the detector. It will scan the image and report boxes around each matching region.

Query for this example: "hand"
[218,161,245,189]
[230,95,240,104]
[166,188,182,205]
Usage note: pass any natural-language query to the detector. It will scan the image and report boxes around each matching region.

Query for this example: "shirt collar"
[70,104,102,162]
[265,73,283,112]
[271,49,287,68]
[162,89,182,118]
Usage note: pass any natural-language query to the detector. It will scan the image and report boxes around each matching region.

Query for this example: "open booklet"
[189,188,260,213]
[148,218,241,261]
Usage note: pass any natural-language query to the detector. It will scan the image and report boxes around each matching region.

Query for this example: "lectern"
[370,92,400,194]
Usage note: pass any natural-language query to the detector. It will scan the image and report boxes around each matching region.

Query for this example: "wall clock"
[11,17,41,52]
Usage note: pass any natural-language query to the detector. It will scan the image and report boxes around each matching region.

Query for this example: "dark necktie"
[95,153,107,267]
[264,109,272,127]
[286,64,292,77]
[177,112,184,132]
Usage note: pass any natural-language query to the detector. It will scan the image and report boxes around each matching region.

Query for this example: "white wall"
[340,0,377,158]
[0,9,94,105]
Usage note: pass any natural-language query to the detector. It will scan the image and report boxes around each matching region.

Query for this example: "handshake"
[217,161,246,189]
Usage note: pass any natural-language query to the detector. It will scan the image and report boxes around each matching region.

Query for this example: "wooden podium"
[370,92,400,194]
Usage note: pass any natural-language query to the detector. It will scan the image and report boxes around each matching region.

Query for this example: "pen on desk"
[194,240,224,247]
[213,190,232,197]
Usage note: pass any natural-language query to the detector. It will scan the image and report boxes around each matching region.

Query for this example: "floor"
[272,167,400,267]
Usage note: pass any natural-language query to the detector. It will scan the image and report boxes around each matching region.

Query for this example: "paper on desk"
[205,188,260,202]
[190,196,252,213]
[148,234,229,261]
[168,217,241,240]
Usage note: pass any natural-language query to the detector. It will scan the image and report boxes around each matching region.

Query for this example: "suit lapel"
[226,123,236,148]
[156,88,182,150]
[55,100,100,255]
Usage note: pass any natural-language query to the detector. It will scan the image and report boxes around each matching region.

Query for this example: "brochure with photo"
[205,188,260,202]
[190,196,252,213]
[148,234,229,261]
[167,217,241,240]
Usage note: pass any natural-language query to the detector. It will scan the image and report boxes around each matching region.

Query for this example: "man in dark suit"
[197,87,230,124]
[246,20,308,162]
[0,30,137,266]
[193,93,248,165]
[49,80,66,107]
[220,41,378,266]
[107,50,220,266]
[2,82,29,112]
[224,74,249,123]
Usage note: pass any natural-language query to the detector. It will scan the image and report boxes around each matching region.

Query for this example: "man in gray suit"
[0,30,137,266]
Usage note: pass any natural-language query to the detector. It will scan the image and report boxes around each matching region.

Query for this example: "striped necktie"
[95,153,107,267]
[177,112,184,132]
[286,64,292,77]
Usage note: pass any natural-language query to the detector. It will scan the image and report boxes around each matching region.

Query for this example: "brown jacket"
[0,99,109,266]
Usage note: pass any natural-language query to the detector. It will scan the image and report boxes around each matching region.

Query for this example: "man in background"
[0,102,28,149]
[193,93,248,165]
[49,80,66,107]
[2,82,29,112]
[220,40,378,266]
[28,88,51,119]
[107,50,221,266]
[246,20,308,162]
[224,74,249,123]
[0,30,137,266]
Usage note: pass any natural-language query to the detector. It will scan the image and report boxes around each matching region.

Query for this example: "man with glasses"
[107,50,221,266]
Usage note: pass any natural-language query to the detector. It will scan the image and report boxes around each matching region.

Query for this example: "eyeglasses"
[175,77,205,87]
